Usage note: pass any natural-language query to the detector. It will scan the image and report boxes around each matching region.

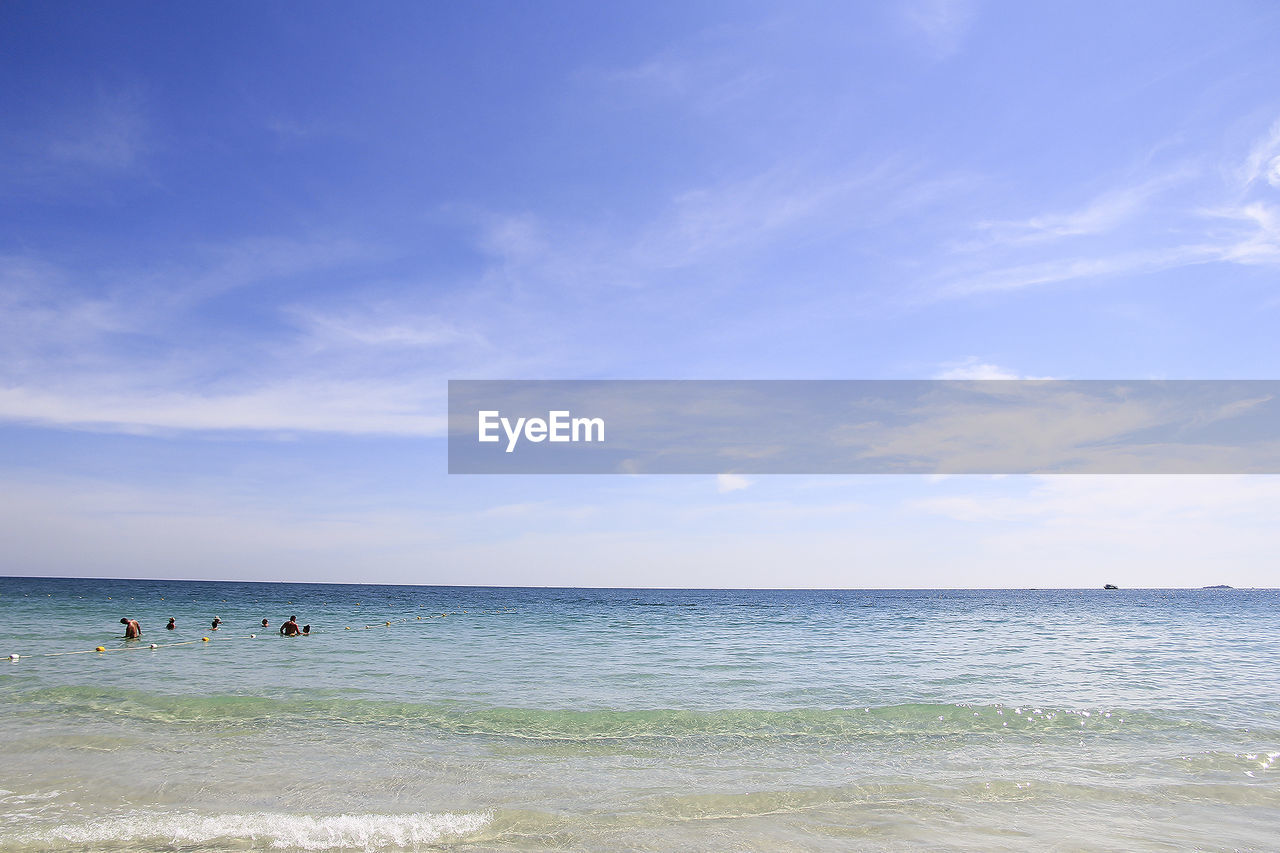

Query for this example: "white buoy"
[250,634,256,638]
[7,654,18,661]
[149,644,158,650]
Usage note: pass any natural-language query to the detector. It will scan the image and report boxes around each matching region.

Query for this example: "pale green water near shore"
[2,578,1278,851]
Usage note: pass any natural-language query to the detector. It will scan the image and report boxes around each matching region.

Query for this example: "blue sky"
[3,1,1280,587]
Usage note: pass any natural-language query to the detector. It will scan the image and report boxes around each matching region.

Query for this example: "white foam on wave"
[17,810,492,850]
[0,789,65,803]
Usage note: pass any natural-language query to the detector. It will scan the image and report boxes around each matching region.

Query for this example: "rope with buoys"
[17,636,225,659]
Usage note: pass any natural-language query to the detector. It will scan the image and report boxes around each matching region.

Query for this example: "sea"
[1,577,1277,851]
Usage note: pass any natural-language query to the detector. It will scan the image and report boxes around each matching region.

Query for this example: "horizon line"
[0,574,1263,592]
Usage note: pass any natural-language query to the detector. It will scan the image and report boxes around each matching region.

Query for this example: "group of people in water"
[117,615,311,638]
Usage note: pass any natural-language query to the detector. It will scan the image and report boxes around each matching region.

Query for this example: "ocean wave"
[9,810,491,851]
[5,686,1234,744]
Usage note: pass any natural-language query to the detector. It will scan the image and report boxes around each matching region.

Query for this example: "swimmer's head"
[302,625,310,634]
[291,615,297,621]
[120,618,129,624]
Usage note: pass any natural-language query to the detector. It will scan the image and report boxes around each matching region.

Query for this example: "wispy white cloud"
[911,474,1280,526]
[0,237,465,436]
[938,245,1218,297]
[475,154,958,296]
[597,53,772,114]
[0,381,446,436]
[898,0,977,60]
[933,358,1057,380]
[933,119,1280,298]
[586,19,779,117]
[934,358,1022,380]
[290,305,487,351]
[1205,201,1280,265]
[958,174,1186,250]
[1240,118,1280,190]
[2,85,152,198]
[716,473,752,493]
[45,88,149,170]
[2,236,376,350]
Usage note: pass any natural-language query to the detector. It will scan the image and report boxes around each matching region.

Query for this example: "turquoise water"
[1,578,1278,851]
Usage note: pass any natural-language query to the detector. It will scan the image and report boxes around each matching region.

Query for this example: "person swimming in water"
[261,618,269,628]
[211,616,222,631]
[280,615,301,636]
[167,617,176,630]
[302,624,310,635]
[120,617,141,639]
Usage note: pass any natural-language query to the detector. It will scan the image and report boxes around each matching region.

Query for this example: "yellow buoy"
[95,646,105,652]
[201,637,210,642]
[385,621,391,626]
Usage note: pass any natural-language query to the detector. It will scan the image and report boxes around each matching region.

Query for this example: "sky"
[2,0,1280,588]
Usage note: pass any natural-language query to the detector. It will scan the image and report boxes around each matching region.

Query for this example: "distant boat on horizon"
[1104,584,1119,590]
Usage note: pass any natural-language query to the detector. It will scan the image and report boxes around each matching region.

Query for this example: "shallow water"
[1,579,1278,851]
